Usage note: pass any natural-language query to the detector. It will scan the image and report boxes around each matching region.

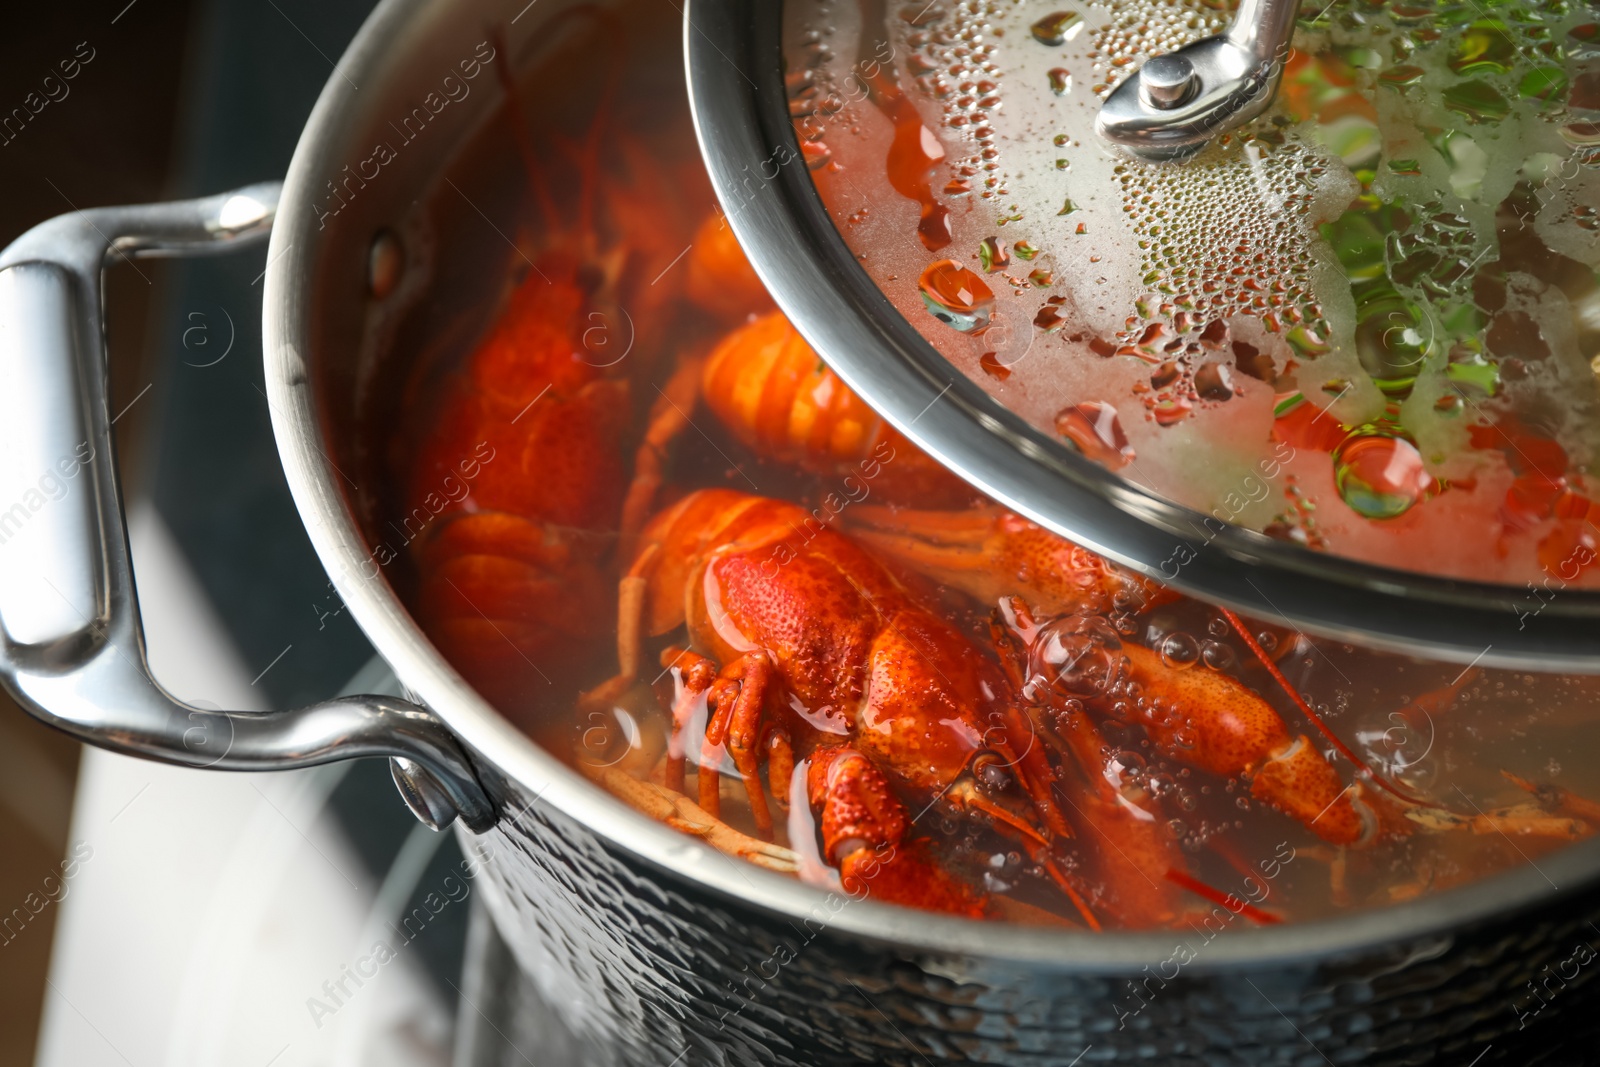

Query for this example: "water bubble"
[1355,298,1430,386]
[1159,632,1201,669]
[1110,750,1146,777]
[1201,640,1236,672]
[1519,67,1568,104]
[1379,64,1425,87]
[801,141,832,169]
[1034,305,1066,333]
[1561,122,1600,148]
[1028,613,1123,698]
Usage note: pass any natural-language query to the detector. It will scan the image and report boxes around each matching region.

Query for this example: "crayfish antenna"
[1220,608,1425,806]
[1163,868,1281,925]
[1396,668,1480,727]
[1034,856,1100,931]
[490,25,562,238]
[983,600,1105,929]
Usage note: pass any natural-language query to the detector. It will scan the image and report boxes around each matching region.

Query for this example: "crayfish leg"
[658,645,718,798]
[1399,798,1586,839]
[766,729,794,813]
[698,753,723,818]
[577,538,663,713]
[984,705,1076,843]
[618,356,701,562]
[705,652,779,838]
[1394,668,1480,730]
[1503,770,1600,825]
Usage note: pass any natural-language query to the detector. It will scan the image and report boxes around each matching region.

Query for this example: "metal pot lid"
[686,0,1600,670]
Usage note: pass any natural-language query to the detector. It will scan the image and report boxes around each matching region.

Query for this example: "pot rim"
[262,0,1600,971]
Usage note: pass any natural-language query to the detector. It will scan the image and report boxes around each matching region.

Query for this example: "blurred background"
[0,3,507,1064]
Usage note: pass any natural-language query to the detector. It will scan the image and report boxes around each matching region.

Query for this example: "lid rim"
[687,0,1600,671]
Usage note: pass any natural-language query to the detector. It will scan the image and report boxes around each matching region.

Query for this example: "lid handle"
[1096,0,1301,160]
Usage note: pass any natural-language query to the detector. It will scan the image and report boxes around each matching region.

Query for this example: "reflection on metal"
[0,185,494,834]
[684,0,1600,669]
[1096,0,1302,161]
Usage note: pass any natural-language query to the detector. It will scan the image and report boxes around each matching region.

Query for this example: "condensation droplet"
[918,259,995,332]
[1333,432,1433,519]
[1056,401,1135,469]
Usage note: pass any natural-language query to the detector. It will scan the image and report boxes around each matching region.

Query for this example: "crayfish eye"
[1027,613,1123,698]
[971,752,1015,794]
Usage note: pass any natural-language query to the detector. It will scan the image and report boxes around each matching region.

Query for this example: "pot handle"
[0,184,494,833]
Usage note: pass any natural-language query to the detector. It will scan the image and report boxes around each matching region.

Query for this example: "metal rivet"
[368,228,403,299]
[1139,54,1199,110]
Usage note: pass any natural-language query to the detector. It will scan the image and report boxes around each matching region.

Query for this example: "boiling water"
[788,0,1600,585]
[366,0,1600,930]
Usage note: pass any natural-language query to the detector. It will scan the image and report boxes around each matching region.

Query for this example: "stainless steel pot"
[3,1,1600,1063]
